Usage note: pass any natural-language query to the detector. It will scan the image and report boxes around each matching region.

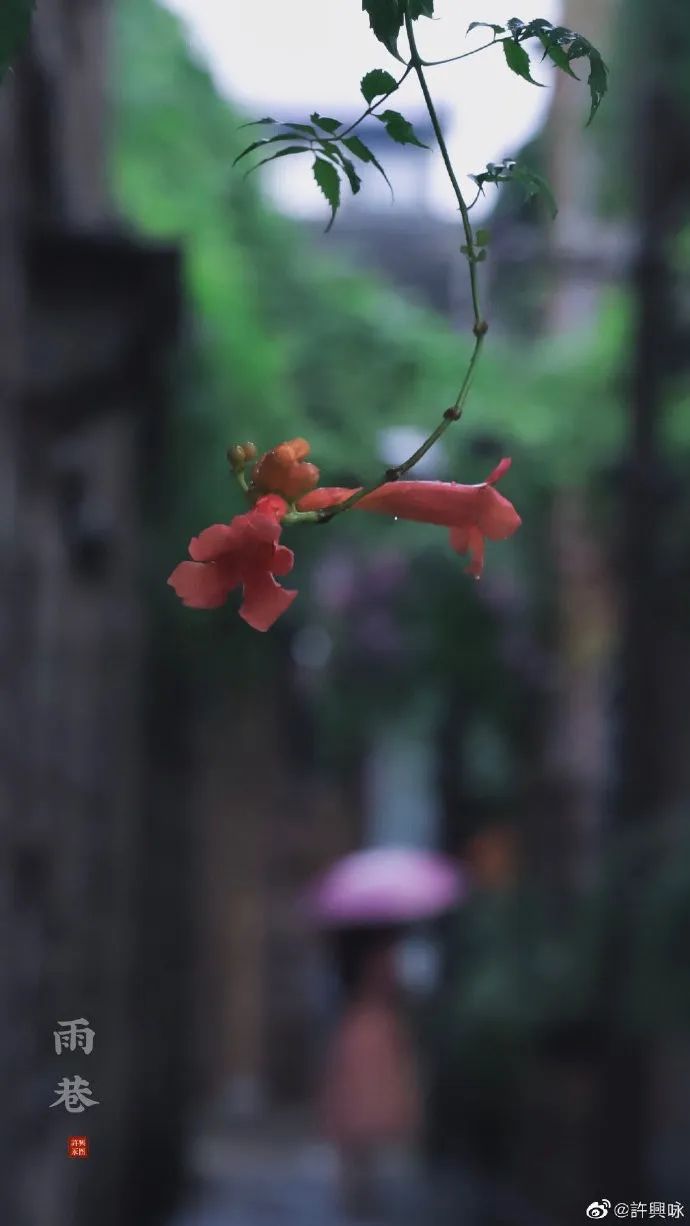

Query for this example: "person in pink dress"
[317,927,422,1217]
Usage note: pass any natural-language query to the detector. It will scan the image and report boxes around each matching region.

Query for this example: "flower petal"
[297,487,356,512]
[189,523,239,562]
[449,525,485,577]
[358,481,484,526]
[167,560,234,609]
[272,544,295,577]
[476,486,522,541]
[283,438,311,461]
[300,482,500,527]
[484,457,512,486]
[255,494,289,521]
[253,440,319,500]
[239,570,298,632]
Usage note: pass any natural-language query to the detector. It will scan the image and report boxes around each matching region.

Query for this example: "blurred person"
[317,925,422,1218]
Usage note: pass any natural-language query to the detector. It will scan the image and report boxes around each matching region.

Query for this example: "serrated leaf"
[339,156,362,196]
[507,18,526,35]
[243,145,310,179]
[515,20,608,122]
[503,38,543,86]
[361,0,405,61]
[311,114,342,134]
[0,0,34,80]
[376,109,428,149]
[467,21,504,36]
[360,68,398,105]
[568,38,608,124]
[313,156,341,231]
[342,135,394,197]
[538,34,579,79]
[233,132,313,167]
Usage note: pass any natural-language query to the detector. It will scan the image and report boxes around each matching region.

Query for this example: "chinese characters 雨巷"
[51,1018,99,1115]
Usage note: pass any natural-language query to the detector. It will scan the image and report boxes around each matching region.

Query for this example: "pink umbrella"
[304,846,467,927]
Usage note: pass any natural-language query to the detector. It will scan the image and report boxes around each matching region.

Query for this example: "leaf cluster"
[469,16,608,123]
[234,67,428,229]
[470,158,558,219]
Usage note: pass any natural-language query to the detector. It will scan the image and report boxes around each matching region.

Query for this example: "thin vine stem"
[405,11,482,329]
[337,64,412,141]
[316,6,489,524]
[420,37,505,69]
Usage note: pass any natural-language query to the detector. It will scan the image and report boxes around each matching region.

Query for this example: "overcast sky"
[161,0,561,218]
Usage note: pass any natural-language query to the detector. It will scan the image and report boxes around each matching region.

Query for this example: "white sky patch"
[160,0,561,219]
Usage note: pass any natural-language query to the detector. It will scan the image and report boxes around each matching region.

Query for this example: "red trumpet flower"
[167,494,296,631]
[168,440,521,633]
[298,458,521,577]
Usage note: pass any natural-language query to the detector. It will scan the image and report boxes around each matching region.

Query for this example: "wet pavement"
[167,1113,480,1226]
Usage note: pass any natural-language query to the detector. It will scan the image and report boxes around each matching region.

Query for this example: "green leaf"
[321,140,345,165]
[0,0,34,80]
[467,21,505,36]
[243,145,310,179]
[568,37,608,124]
[522,18,553,34]
[311,114,342,134]
[469,158,557,219]
[313,156,341,231]
[233,132,312,167]
[512,20,608,122]
[503,38,543,86]
[513,165,558,218]
[408,0,434,17]
[361,0,405,60]
[360,68,398,104]
[538,34,579,79]
[342,135,394,197]
[339,156,362,196]
[460,243,486,264]
[475,228,490,247]
[376,109,428,148]
[285,122,319,137]
[237,117,278,130]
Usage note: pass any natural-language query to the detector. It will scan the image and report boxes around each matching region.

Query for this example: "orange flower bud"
[242,441,258,461]
[252,437,320,501]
